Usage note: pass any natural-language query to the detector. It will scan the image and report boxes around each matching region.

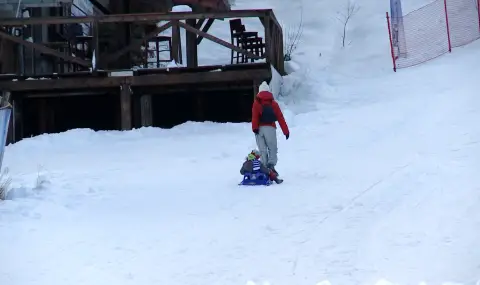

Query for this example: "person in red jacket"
[251,81,290,176]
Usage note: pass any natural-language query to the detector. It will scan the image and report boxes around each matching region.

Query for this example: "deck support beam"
[171,20,183,64]
[120,83,132,130]
[12,96,23,143]
[140,94,153,127]
[196,18,215,45]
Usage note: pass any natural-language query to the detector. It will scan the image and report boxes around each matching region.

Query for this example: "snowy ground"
[1,0,480,285]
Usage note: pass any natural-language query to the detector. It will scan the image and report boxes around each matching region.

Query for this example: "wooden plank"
[0,10,268,26]
[196,18,215,45]
[100,21,173,66]
[0,29,92,68]
[129,68,270,86]
[134,84,254,94]
[140,94,153,127]
[120,83,132,130]
[177,20,263,60]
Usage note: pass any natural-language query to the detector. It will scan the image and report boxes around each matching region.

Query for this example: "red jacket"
[251,90,289,136]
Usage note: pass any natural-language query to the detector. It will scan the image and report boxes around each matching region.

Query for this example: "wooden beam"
[171,20,182,64]
[0,10,269,26]
[186,19,198,67]
[196,18,215,45]
[268,10,281,32]
[0,30,92,68]
[89,0,111,14]
[195,18,206,29]
[99,21,173,66]
[140,94,153,127]
[38,99,48,134]
[128,69,270,86]
[0,67,272,92]
[177,20,263,60]
[263,15,273,65]
[92,21,100,70]
[12,97,23,143]
[120,83,132,130]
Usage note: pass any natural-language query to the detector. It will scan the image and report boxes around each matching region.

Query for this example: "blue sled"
[239,171,273,186]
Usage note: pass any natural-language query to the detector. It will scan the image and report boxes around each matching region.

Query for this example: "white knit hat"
[258,81,270,92]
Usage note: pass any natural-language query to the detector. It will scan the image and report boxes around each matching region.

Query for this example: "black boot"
[274,177,284,184]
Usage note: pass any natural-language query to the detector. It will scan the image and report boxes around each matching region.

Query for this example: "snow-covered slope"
[2,1,480,285]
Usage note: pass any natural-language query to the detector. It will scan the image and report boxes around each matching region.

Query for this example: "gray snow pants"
[255,126,278,167]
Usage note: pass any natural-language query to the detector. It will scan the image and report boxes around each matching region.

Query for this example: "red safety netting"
[387,0,480,70]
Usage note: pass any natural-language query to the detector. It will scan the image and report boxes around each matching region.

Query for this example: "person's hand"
[285,133,289,140]
[253,129,259,135]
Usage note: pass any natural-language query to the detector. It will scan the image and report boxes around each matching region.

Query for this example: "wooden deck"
[0,8,284,143]
[0,62,271,92]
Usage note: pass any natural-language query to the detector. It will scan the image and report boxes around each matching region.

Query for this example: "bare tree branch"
[283,8,304,61]
[337,1,360,48]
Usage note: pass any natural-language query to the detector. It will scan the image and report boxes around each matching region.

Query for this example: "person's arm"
[273,101,289,136]
[251,100,261,133]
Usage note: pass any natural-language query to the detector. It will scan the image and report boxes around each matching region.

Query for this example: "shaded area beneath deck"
[14,86,255,141]
[145,87,253,128]
[22,93,119,138]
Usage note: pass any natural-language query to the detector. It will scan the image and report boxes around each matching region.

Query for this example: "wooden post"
[38,99,48,134]
[171,20,183,64]
[263,15,273,65]
[140,94,153,127]
[186,18,198,67]
[120,83,132,130]
[12,96,23,142]
[3,91,12,144]
[271,25,277,69]
[196,93,204,122]
[278,29,285,74]
[92,20,100,71]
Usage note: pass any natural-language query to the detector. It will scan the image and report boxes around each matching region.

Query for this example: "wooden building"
[0,0,285,143]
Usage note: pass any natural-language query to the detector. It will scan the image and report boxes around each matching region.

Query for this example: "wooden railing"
[0,9,286,76]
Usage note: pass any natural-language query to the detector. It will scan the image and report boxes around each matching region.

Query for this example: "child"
[240,150,283,184]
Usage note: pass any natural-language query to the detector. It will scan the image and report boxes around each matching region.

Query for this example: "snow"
[1,0,480,285]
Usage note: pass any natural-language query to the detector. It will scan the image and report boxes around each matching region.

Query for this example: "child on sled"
[240,150,283,184]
